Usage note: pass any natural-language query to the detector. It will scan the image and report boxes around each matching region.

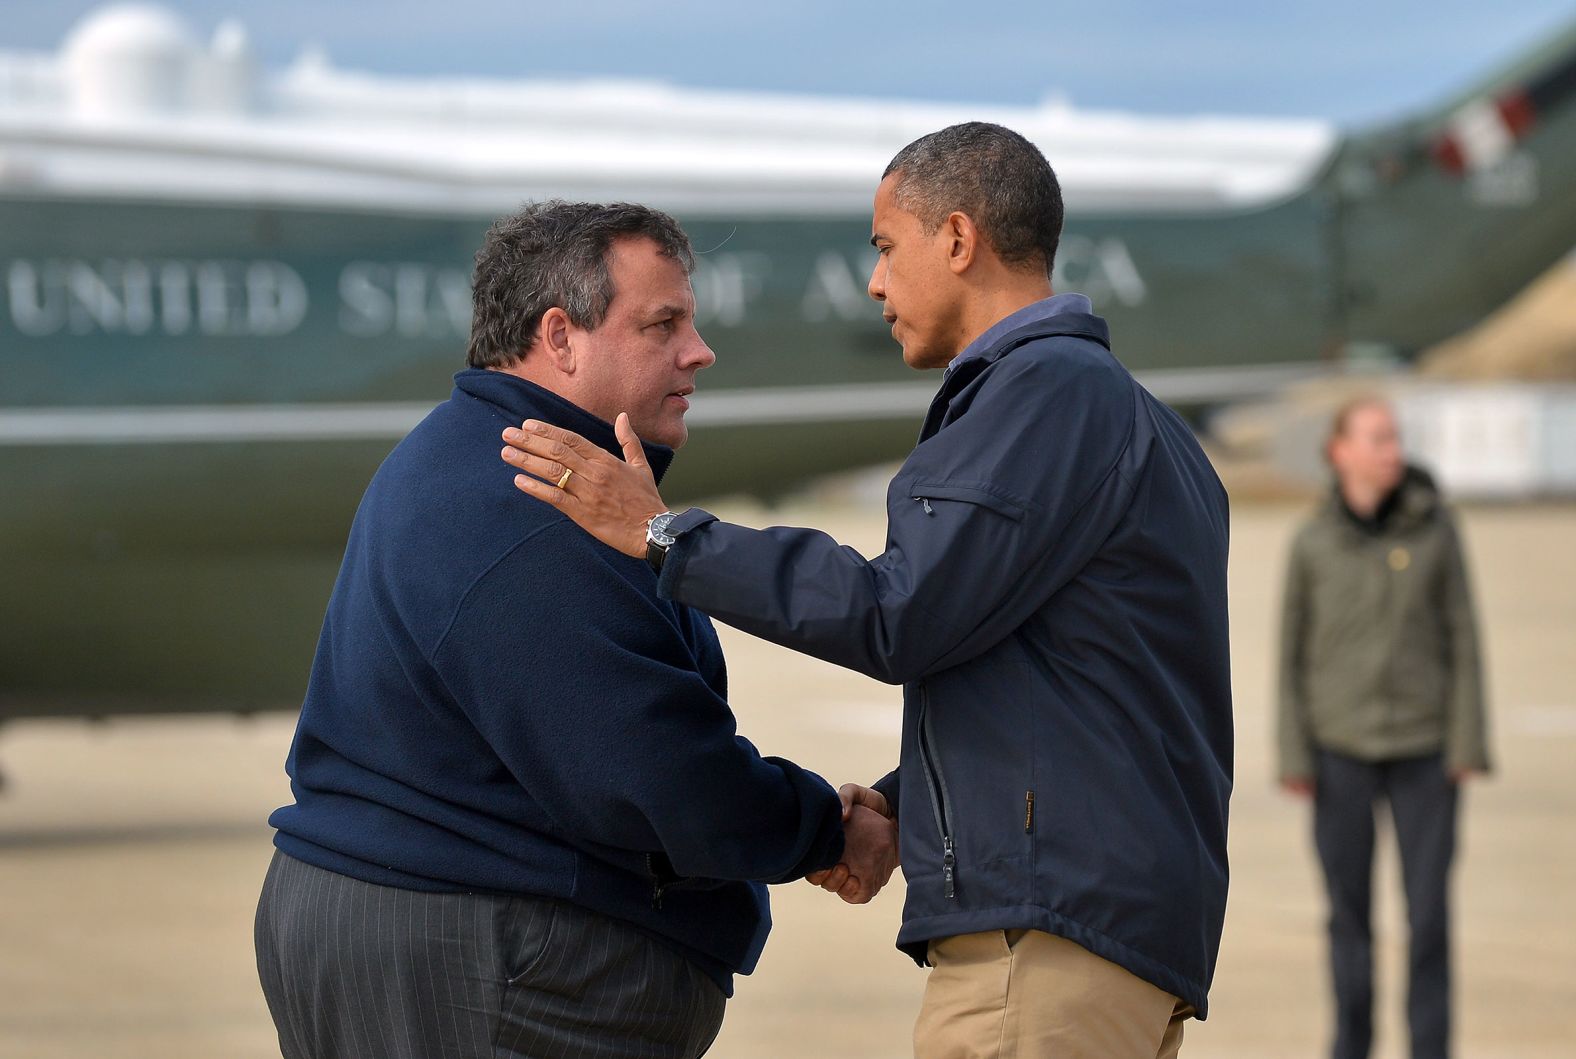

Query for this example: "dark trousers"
[1314,750,1458,1059]
[255,850,725,1059]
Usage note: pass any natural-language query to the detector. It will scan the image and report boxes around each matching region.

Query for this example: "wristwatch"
[645,511,680,573]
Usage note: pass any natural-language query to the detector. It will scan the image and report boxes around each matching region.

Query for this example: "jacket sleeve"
[431,521,845,884]
[870,767,901,823]
[657,352,1141,685]
[1276,530,1318,781]
[1438,517,1491,774]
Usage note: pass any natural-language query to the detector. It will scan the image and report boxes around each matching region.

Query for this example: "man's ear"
[540,307,576,374]
[945,211,978,275]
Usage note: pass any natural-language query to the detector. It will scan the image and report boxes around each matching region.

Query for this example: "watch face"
[648,512,678,547]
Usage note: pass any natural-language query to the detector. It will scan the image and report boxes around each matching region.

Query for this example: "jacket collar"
[1328,465,1439,535]
[950,311,1109,382]
[945,292,1097,379]
[920,311,1112,440]
[453,368,677,485]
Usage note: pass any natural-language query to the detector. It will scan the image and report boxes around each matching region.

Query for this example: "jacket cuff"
[1277,741,1317,783]
[656,508,718,600]
[1445,744,1492,775]
[871,768,901,823]
[793,773,847,878]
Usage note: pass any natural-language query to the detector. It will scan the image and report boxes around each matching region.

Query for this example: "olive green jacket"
[1277,470,1490,779]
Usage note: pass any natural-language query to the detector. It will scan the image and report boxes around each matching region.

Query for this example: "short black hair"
[467,200,694,369]
[882,122,1063,276]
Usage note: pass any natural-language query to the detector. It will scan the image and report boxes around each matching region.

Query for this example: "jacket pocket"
[909,478,1030,521]
[924,660,1037,899]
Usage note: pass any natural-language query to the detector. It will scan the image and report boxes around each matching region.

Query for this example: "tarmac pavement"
[1,499,1572,1058]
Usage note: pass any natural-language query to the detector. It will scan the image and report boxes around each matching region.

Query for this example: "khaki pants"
[914,929,1190,1059]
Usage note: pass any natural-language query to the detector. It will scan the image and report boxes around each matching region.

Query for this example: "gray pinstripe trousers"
[255,851,725,1059]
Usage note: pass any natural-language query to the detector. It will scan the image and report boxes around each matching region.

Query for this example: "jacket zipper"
[916,682,957,898]
[647,853,670,910]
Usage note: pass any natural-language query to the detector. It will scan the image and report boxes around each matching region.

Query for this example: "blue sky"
[8,1,1576,125]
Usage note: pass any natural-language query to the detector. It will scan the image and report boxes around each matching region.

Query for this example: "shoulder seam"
[428,517,578,660]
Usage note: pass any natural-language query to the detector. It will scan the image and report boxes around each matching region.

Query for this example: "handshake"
[806,784,900,905]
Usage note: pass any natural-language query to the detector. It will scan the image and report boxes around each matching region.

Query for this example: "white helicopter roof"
[0,3,1339,217]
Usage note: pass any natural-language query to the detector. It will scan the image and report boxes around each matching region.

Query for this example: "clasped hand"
[806,784,899,905]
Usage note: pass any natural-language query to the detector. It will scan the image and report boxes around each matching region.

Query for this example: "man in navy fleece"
[255,201,899,1059]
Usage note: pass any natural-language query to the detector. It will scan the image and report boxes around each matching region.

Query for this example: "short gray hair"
[882,122,1063,276]
[467,200,695,369]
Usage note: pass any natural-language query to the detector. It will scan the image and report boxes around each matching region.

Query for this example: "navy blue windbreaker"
[658,314,1233,1015]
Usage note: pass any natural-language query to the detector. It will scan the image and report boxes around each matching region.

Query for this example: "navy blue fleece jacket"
[269,369,845,993]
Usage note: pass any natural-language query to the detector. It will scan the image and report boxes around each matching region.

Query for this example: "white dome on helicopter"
[63,4,199,117]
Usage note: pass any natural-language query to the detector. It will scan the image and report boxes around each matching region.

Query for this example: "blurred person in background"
[1278,396,1491,1059]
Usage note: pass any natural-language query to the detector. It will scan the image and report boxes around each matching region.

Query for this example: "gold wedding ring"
[556,468,574,489]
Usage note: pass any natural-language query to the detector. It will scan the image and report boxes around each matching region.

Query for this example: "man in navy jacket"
[256,201,898,1059]
[502,126,1233,1057]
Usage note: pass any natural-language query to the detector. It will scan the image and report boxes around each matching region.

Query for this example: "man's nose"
[867,258,886,302]
[682,327,717,370]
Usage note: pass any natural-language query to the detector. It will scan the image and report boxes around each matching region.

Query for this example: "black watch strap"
[645,512,679,573]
